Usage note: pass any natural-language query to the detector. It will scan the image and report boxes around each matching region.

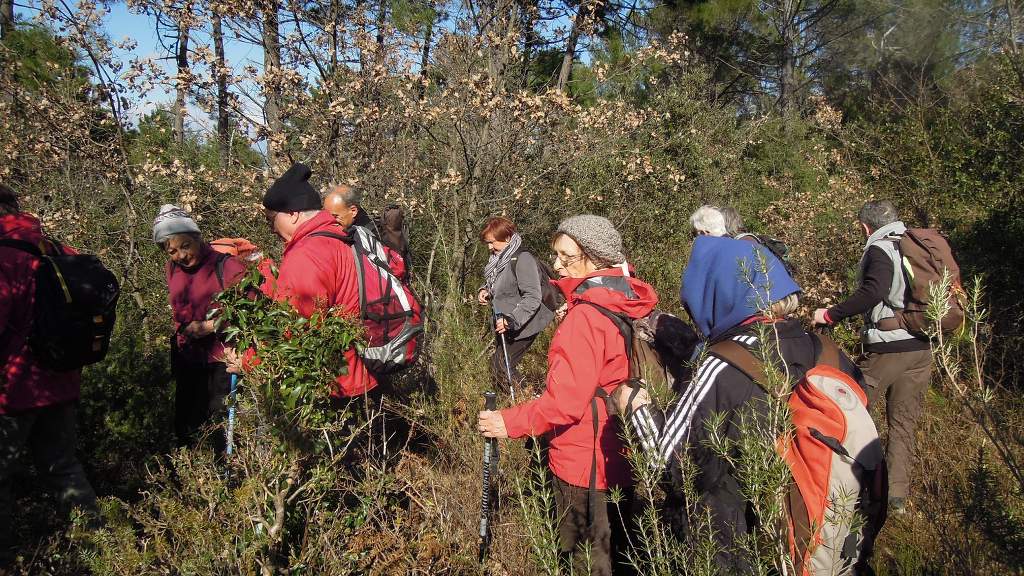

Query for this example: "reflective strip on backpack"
[354,227,412,312]
[361,321,423,365]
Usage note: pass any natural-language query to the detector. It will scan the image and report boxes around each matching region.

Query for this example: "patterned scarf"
[483,233,523,292]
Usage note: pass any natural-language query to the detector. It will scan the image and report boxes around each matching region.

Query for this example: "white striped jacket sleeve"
[629,334,758,470]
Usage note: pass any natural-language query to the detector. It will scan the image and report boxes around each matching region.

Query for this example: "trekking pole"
[493,312,516,403]
[478,391,498,563]
[226,373,238,457]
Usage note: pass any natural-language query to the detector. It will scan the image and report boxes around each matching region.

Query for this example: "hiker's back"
[709,328,885,576]
[276,224,360,318]
[0,213,83,413]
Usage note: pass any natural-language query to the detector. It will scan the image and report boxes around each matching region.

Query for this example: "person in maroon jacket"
[0,185,97,558]
[153,204,246,449]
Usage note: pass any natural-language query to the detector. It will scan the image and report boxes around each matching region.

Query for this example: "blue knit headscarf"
[681,236,801,341]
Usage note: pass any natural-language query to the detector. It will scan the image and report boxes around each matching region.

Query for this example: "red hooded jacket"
[0,213,80,414]
[262,211,377,398]
[166,243,246,364]
[501,268,658,489]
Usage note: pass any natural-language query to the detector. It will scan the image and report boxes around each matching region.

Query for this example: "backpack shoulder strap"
[0,238,43,257]
[214,252,230,290]
[507,247,526,282]
[577,300,634,354]
[812,331,842,370]
[308,230,354,244]
[708,339,768,392]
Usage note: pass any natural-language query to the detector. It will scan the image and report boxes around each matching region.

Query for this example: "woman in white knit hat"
[478,214,657,576]
[153,204,246,450]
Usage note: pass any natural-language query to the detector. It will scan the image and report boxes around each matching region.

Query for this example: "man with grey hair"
[689,205,728,237]
[324,183,410,281]
[812,199,932,515]
[324,183,375,231]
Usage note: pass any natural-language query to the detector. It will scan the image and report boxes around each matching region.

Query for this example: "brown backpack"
[892,228,965,336]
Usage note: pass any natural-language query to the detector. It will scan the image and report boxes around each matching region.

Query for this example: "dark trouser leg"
[0,403,97,555]
[206,363,232,456]
[552,475,614,576]
[0,410,36,553]
[172,353,210,448]
[861,350,933,499]
[331,385,388,464]
[608,488,637,576]
[28,402,97,515]
[490,333,536,397]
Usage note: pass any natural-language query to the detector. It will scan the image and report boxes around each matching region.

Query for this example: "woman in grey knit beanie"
[555,214,626,269]
[479,213,656,576]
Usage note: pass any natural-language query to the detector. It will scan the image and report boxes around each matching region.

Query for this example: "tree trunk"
[173,20,190,146]
[262,0,283,168]
[375,0,387,67]
[418,15,433,99]
[556,2,588,93]
[330,0,339,72]
[212,10,229,167]
[0,0,13,39]
[518,0,538,86]
[778,0,798,113]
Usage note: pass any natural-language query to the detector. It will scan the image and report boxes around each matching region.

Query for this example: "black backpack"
[0,238,119,371]
[736,233,798,277]
[509,248,565,313]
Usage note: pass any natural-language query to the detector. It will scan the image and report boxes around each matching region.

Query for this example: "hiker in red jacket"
[248,163,378,401]
[154,204,247,449]
[0,185,97,558]
[478,215,656,576]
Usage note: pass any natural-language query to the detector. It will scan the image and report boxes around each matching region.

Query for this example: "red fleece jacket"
[501,269,658,489]
[0,213,80,414]
[262,211,377,398]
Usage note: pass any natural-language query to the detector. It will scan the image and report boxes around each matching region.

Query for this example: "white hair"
[690,205,728,237]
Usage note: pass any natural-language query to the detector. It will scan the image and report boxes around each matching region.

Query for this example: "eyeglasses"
[550,252,585,267]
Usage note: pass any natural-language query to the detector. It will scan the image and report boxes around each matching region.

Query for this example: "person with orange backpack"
[153,205,248,450]
[812,200,959,515]
[616,236,885,575]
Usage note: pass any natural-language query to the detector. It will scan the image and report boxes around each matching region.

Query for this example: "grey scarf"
[483,233,523,292]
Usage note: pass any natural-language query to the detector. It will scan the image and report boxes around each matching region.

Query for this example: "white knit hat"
[152,204,201,244]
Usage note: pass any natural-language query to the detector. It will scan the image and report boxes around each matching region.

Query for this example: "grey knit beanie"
[152,204,201,244]
[556,214,625,268]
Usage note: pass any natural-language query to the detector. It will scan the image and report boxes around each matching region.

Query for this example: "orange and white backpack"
[710,333,887,576]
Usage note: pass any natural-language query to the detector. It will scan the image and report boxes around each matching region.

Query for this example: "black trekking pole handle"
[478,391,498,563]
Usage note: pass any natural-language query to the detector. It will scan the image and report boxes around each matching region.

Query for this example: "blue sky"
[16,1,263,129]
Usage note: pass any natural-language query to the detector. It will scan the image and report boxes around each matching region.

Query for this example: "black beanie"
[262,163,322,212]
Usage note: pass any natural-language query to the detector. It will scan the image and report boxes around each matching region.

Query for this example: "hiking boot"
[888,496,908,515]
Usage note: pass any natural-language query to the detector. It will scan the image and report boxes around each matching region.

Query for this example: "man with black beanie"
[254,162,380,400]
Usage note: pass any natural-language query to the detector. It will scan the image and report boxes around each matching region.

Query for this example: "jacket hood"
[284,210,341,254]
[0,212,43,242]
[555,268,658,320]
[681,235,801,341]
[864,220,906,249]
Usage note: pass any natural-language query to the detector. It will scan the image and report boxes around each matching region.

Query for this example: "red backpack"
[710,333,887,576]
[310,227,423,374]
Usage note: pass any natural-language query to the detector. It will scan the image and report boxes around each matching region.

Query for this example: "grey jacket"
[486,251,555,341]
[861,221,917,345]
